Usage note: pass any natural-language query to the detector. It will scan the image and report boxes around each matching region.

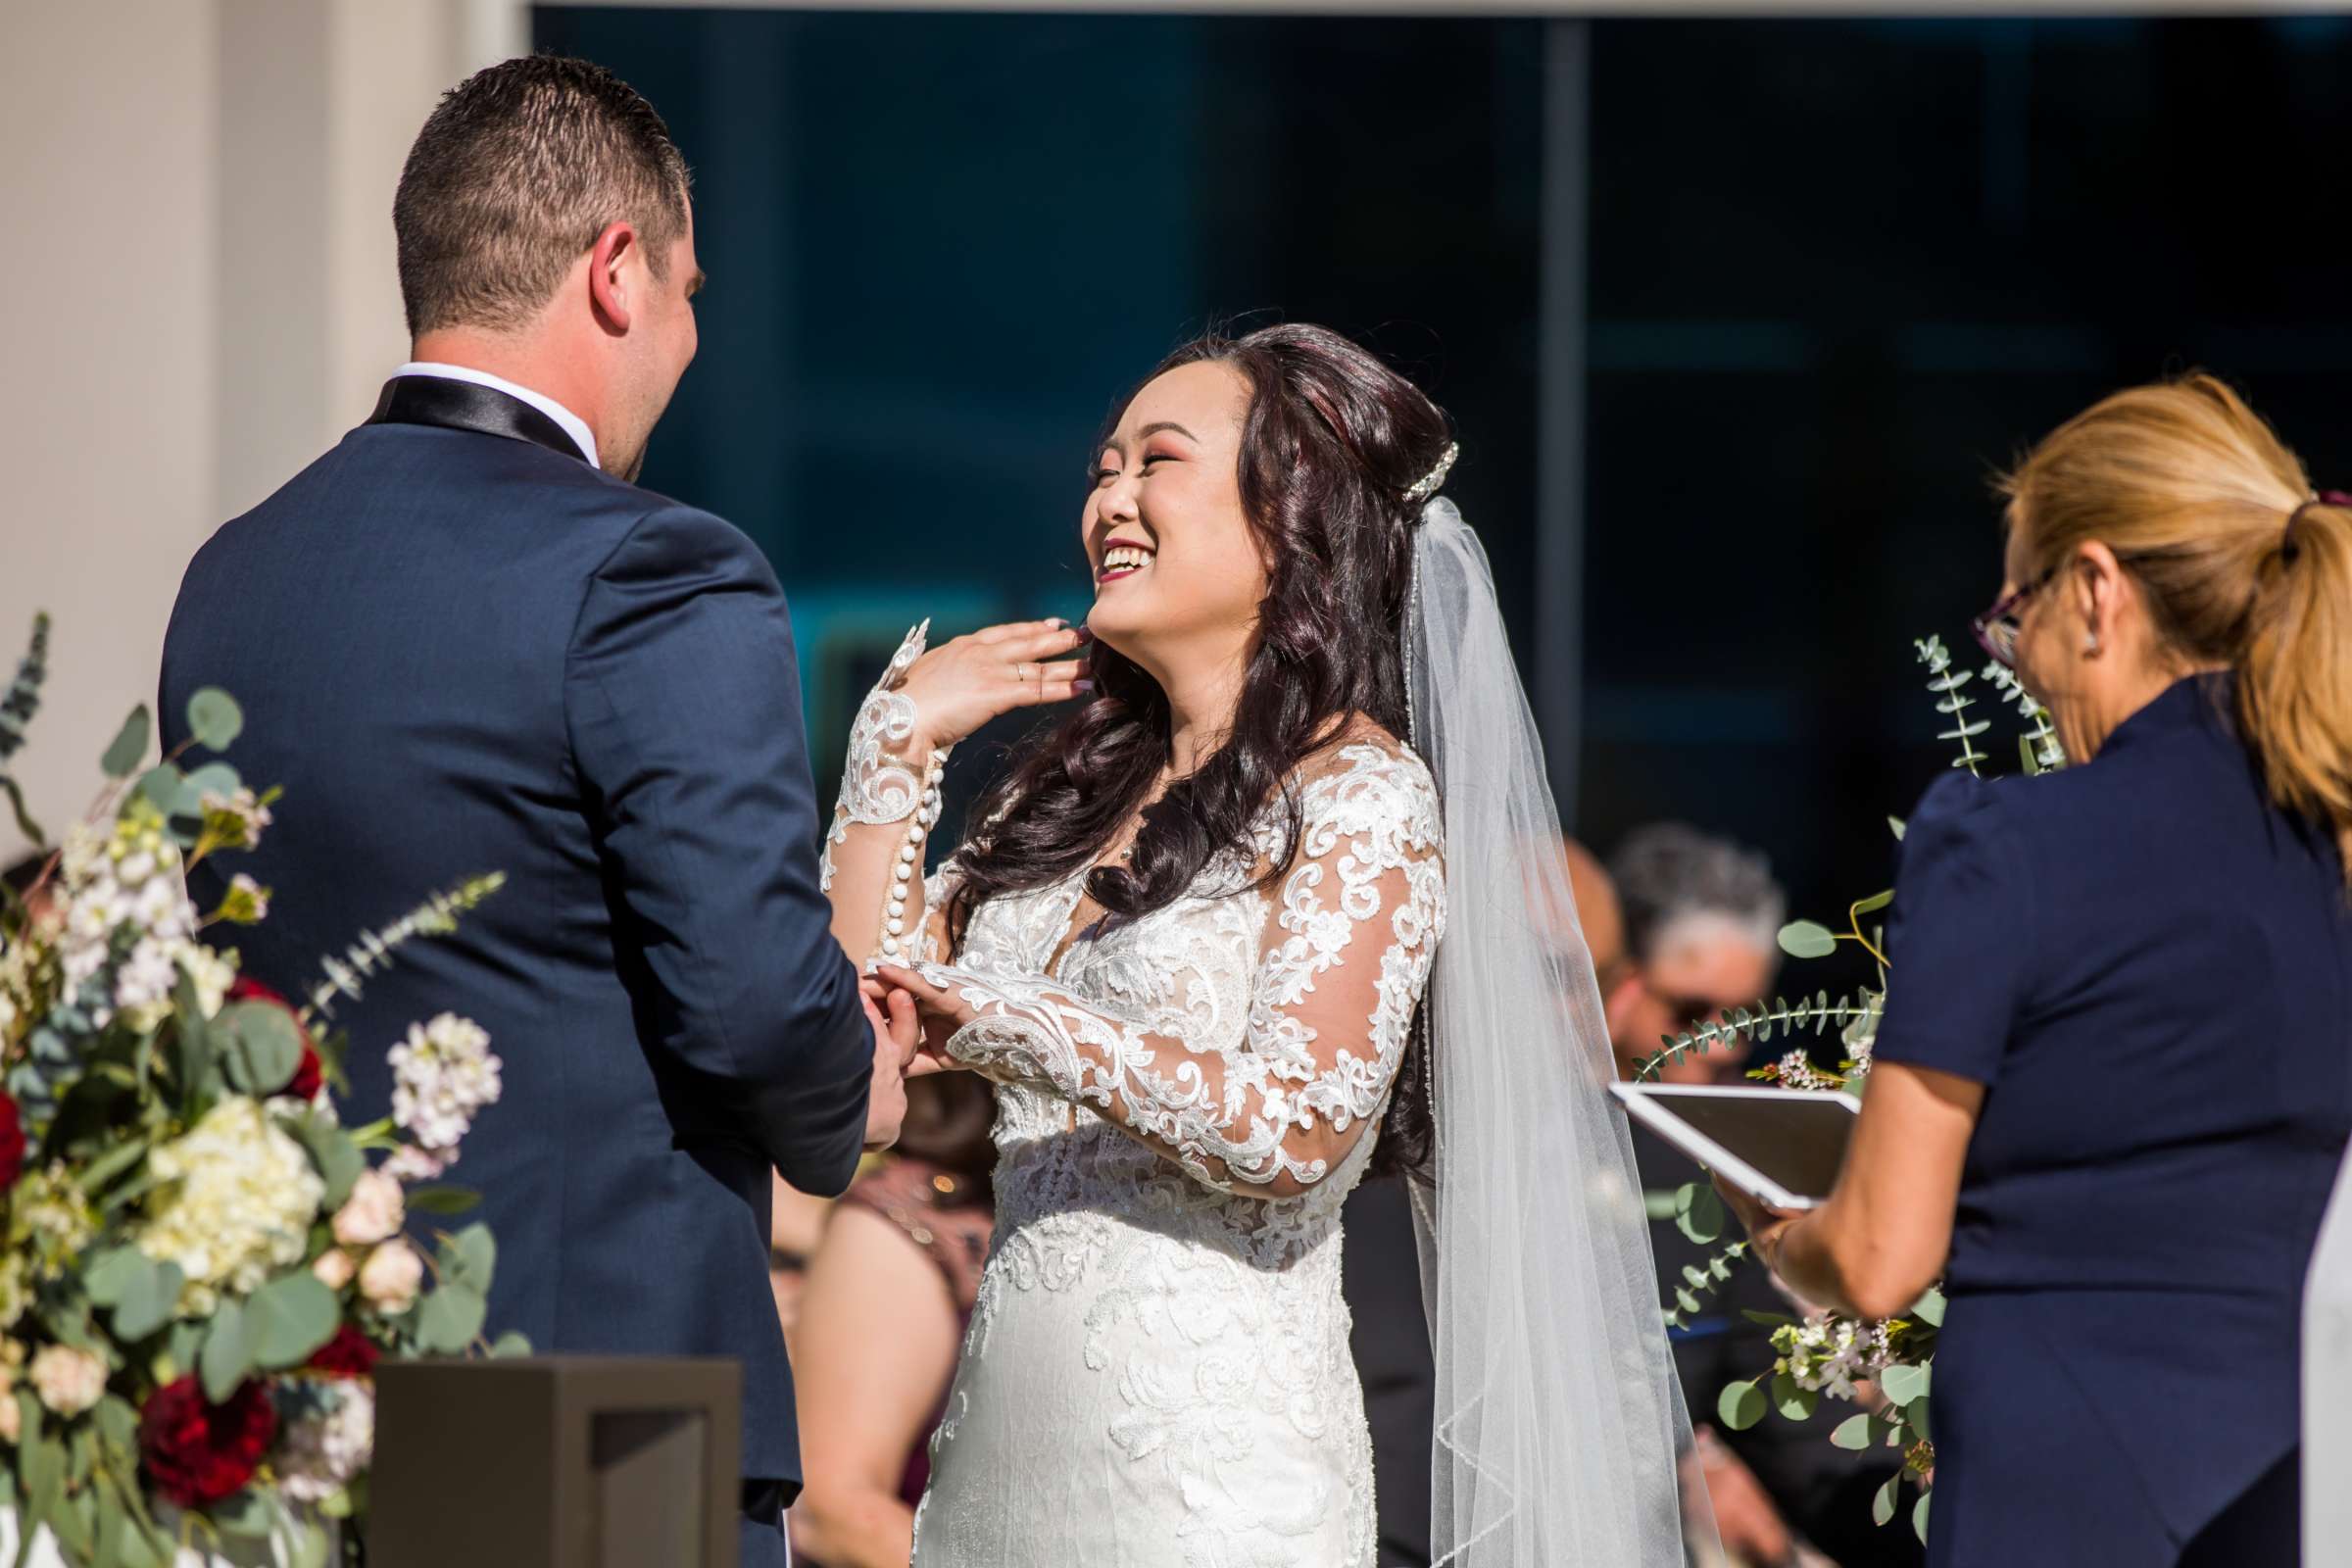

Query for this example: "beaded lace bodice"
[908,740,1444,1566]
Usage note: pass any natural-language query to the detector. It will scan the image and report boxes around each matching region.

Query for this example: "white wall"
[0,0,510,865]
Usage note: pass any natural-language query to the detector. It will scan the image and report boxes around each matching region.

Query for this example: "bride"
[821,323,1701,1566]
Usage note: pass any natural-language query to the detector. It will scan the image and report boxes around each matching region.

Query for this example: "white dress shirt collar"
[393,361,600,469]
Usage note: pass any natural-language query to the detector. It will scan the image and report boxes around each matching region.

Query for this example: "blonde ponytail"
[2242,494,2352,866]
[2002,373,2352,880]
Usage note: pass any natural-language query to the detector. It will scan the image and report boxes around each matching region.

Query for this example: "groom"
[160,56,910,1565]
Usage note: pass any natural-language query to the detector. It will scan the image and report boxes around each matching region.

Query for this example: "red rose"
[226,976,323,1101]
[137,1376,276,1509]
[306,1324,380,1379]
[0,1090,23,1196]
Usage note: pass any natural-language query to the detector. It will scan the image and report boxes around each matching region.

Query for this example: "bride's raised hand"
[898,618,1092,752]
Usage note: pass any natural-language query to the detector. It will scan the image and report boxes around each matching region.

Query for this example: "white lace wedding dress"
[824,652,1445,1567]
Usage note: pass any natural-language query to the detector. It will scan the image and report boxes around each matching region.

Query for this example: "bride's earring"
[2082,629,2101,657]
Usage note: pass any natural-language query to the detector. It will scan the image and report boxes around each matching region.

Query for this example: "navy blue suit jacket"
[159,387,873,1499]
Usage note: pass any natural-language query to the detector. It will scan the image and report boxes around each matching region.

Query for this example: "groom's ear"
[587,220,640,335]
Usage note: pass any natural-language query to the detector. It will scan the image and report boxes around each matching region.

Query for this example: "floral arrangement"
[1640,636,2064,1545]
[0,613,515,1567]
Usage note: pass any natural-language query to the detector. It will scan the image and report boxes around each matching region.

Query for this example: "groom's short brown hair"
[394,55,691,336]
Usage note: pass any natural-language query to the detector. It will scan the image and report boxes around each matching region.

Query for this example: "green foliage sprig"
[0,612,51,848]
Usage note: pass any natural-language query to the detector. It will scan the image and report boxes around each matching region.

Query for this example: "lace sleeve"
[819,622,952,965]
[920,747,1445,1199]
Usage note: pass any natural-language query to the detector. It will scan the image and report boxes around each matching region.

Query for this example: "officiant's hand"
[899,619,1092,751]
[1713,1172,1805,1274]
[860,982,921,1150]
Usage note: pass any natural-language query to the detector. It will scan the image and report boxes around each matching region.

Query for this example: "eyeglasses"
[1971,566,2057,669]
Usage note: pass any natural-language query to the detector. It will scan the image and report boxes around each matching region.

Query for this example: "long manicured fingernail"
[1047,616,1066,629]
[1073,624,1095,645]
[1073,679,1096,695]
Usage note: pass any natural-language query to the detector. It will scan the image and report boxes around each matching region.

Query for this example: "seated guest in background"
[1605,823,1784,1083]
[789,1072,998,1568]
[767,1175,833,1346]
[1721,374,2352,1568]
[1598,831,1922,1568]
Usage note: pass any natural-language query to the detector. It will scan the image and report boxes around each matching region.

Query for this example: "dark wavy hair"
[947,322,1454,1177]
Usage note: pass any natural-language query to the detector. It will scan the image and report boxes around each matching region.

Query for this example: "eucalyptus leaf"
[77,1122,152,1199]
[1778,919,1839,960]
[211,1487,273,1541]
[1717,1378,1767,1432]
[489,1330,532,1358]
[186,688,244,752]
[133,764,183,813]
[1740,1309,1797,1329]
[113,1258,184,1341]
[82,1246,149,1307]
[219,1000,303,1095]
[1908,1396,1933,1444]
[418,1281,488,1353]
[1674,1288,1701,1316]
[177,761,241,818]
[101,706,151,778]
[1675,1182,1726,1247]
[1913,1492,1932,1544]
[1852,889,1893,916]
[449,1222,497,1293]
[94,1395,139,1456]
[290,1114,365,1208]
[1771,1370,1817,1423]
[1879,1362,1932,1407]
[164,1317,207,1379]
[201,1298,256,1401]
[1887,815,1907,842]
[1909,1287,1947,1328]
[248,1273,339,1369]
[48,1485,94,1559]
[1830,1412,1875,1450]
[405,1185,482,1216]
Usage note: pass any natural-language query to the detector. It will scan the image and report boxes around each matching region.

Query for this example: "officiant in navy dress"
[1721,374,2352,1568]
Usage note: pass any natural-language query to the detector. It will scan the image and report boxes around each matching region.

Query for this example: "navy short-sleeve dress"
[1872,674,2351,1567]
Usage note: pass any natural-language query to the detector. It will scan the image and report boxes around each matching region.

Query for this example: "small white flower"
[382,1145,453,1184]
[179,945,238,1020]
[223,873,270,923]
[27,1345,106,1416]
[359,1240,423,1314]
[388,1013,501,1155]
[275,1379,374,1502]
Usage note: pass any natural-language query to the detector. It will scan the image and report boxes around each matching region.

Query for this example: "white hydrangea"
[388,1013,501,1155]
[137,1096,326,1314]
[276,1381,374,1503]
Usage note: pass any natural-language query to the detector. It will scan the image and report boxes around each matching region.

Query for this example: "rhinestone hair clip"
[1403,442,1459,506]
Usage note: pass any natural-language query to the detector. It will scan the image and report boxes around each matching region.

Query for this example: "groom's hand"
[859,984,920,1150]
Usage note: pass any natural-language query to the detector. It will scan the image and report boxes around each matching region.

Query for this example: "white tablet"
[1608,1082,1862,1211]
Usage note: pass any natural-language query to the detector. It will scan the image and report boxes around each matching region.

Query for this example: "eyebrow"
[1103,420,1198,457]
